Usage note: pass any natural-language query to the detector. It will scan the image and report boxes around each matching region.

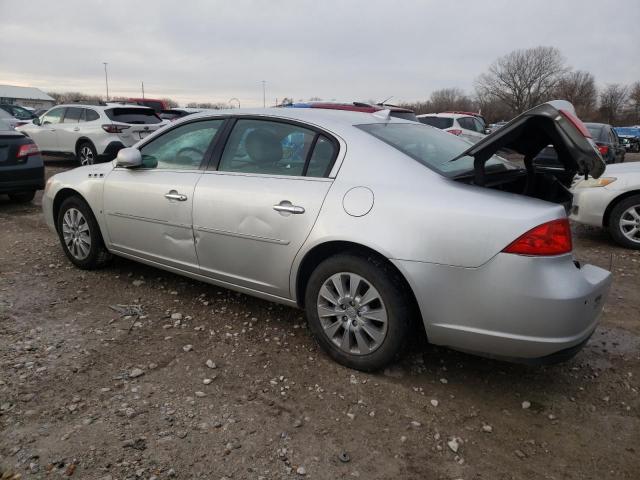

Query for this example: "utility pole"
[261,80,266,108]
[103,62,109,101]
[141,81,145,99]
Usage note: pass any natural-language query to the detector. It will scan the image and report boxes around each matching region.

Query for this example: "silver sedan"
[43,102,611,371]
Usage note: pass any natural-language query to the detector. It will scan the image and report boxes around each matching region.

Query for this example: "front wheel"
[608,194,640,250]
[57,196,112,268]
[304,253,413,371]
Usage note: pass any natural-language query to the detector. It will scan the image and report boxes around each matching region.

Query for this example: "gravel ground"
[1,155,639,479]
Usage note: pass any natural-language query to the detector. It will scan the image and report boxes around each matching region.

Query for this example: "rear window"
[105,108,161,124]
[160,111,184,120]
[390,111,418,122]
[586,125,606,142]
[418,116,454,129]
[357,123,513,178]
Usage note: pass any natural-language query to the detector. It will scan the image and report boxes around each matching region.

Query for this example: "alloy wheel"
[62,208,91,260]
[316,272,388,355]
[79,146,94,166]
[619,204,640,244]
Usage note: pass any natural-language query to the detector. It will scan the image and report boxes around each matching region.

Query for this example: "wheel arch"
[602,189,640,227]
[294,240,422,326]
[75,137,96,155]
[52,188,89,233]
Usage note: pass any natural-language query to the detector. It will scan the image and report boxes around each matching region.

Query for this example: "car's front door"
[35,107,66,151]
[102,119,226,272]
[193,118,339,298]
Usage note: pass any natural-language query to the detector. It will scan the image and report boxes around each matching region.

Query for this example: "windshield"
[105,108,161,124]
[357,122,514,177]
[418,116,454,129]
[586,124,606,141]
[2,105,35,120]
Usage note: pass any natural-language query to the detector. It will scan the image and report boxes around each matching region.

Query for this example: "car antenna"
[378,96,393,106]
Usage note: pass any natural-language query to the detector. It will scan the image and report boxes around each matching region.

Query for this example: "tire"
[57,196,112,268]
[76,141,97,166]
[608,194,640,250]
[304,253,413,371]
[8,191,35,203]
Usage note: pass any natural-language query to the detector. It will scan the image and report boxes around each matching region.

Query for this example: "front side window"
[42,108,65,125]
[139,119,224,169]
[219,119,316,176]
[62,107,83,123]
[357,122,514,178]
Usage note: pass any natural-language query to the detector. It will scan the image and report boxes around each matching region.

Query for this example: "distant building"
[0,84,55,109]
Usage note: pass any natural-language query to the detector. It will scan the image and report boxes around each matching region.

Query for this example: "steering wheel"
[176,147,204,158]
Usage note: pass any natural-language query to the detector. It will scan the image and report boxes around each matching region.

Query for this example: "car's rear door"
[103,118,226,272]
[56,107,84,153]
[192,117,339,298]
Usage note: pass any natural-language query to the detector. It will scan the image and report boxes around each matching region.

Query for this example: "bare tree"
[428,88,475,113]
[475,46,567,115]
[599,84,628,124]
[160,97,179,108]
[628,81,640,124]
[555,70,597,119]
[187,101,228,109]
[47,91,104,104]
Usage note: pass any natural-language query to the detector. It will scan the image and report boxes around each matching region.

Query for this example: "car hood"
[602,162,640,175]
[452,101,606,181]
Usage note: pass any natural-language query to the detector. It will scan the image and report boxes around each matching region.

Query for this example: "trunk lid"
[0,131,31,166]
[104,107,165,145]
[452,101,606,186]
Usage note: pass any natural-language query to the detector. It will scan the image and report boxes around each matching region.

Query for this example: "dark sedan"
[0,119,45,202]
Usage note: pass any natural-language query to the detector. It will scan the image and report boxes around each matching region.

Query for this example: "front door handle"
[273,201,305,215]
[73,127,80,132]
[164,190,188,201]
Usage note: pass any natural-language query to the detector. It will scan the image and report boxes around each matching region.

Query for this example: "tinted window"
[3,105,35,120]
[219,119,315,176]
[586,125,606,142]
[62,107,83,123]
[457,117,475,130]
[357,123,514,178]
[472,118,485,133]
[85,109,100,122]
[160,110,185,121]
[105,108,161,124]
[306,136,337,177]
[139,119,223,169]
[418,117,454,129]
[390,111,418,121]
[42,108,65,125]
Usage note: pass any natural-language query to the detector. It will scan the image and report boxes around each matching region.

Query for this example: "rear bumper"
[0,155,45,193]
[393,252,611,361]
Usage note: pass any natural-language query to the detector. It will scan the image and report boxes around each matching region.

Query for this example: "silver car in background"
[42,102,610,371]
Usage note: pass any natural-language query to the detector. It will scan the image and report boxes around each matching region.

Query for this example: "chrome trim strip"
[194,225,289,245]
[108,211,191,229]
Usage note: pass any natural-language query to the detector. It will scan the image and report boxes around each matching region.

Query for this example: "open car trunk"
[451,101,606,210]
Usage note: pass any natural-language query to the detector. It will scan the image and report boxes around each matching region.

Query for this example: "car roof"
[54,103,154,110]
[184,107,416,133]
[417,113,470,119]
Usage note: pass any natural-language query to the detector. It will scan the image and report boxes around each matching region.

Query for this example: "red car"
[127,98,168,113]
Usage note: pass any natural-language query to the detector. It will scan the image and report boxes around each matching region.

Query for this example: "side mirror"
[33,117,41,126]
[115,147,143,168]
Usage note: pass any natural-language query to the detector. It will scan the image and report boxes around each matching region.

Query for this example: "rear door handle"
[164,190,188,201]
[273,201,305,215]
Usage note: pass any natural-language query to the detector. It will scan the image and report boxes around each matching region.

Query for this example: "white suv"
[17,104,167,165]
[417,112,487,144]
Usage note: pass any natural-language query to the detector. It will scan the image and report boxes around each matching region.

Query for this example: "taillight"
[17,143,40,158]
[596,144,609,155]
[558,109,591,138]
[447,129,463,136]
[502,219,572,256]
[102,124,131,133]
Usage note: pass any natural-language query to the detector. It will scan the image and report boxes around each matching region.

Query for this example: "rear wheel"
[608,194,640,250]
[304,253,413,371]
[77,141,97,166]
[8,191,36,203]
[57,196,111,268]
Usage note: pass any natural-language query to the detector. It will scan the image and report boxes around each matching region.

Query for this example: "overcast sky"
[1,0,638,107]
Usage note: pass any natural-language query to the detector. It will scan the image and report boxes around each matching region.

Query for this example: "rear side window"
[418,117,453,129]
[306,136,337,177]
[62,107,83,123]
[105,108,161,124]
[586,125,605,142]
[85,109,100,122]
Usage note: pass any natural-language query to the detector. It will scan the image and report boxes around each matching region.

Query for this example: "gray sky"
[1,0,638,107]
